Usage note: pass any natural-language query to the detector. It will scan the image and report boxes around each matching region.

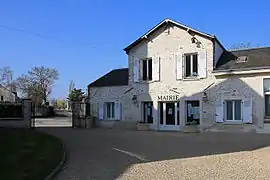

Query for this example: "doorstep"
[256,123,270,134]
[264,118,270,123]
[207,123,256,133]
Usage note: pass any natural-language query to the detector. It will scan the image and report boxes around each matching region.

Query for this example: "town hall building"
[88,18,270,132]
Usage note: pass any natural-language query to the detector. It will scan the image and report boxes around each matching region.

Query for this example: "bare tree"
[16,66,59,104]
[230,42,260,50]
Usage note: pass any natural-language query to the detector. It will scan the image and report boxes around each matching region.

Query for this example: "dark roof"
[124,18,225,53]
[88,68,129,87]
[214,47,270,72]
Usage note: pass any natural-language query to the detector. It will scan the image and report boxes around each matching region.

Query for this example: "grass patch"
[0,128,63,180]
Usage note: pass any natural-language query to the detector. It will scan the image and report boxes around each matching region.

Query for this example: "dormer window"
[236,56,248,63]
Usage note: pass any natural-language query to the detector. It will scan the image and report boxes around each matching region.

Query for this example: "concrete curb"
[44,141,67,180]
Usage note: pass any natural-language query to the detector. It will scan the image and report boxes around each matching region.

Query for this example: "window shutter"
[242,99,252,123]
[215,100,223,123]
[115,102,121,121]
[152,104,157,124]
[133,56,139,82]
[176,53,183,80]
[152,55,160,81]
[198,50,207,78]
[98,102,104,120]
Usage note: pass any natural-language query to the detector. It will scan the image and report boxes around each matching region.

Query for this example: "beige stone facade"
[88,19,269,131]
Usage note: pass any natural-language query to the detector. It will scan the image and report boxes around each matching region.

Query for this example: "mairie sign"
[158,95,180,101]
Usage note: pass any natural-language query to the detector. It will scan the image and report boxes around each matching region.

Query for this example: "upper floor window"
[184,53,198,78]
[141,58,152,81]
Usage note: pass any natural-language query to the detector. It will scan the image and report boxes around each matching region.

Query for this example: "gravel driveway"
[41,128,270,180]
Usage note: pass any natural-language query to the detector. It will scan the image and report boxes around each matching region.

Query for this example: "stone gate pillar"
[22,99,33,128]
[72,101,87,128]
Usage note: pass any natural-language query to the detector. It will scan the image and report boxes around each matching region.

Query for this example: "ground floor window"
[265,95,270,117]
[264,78,270,117]
[105,102,115,119]
[143,102,153,123]
[186,100,200,125]
[225,100,242,121]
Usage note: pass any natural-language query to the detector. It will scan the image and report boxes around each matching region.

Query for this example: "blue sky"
[0,0,270,99]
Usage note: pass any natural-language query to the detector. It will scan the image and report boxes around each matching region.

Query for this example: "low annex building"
[88,18,270,132]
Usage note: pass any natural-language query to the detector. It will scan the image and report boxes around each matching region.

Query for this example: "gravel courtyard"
[41,128,270,180]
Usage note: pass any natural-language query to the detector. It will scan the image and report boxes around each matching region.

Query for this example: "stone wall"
[0,99,32,128]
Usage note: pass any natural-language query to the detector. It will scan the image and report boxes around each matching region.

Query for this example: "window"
[105,102,115,119]
[141,58,152,81]
[184,54,198,78]
[0,96,3,101]
[264,79,270,117]
[225,100,242,121]
[143,102,153,123]
[186,100,200,125]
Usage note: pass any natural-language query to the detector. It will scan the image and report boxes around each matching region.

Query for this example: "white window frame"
[140,58,152,81]
[104,102,115,120]
[184,53,198,78]
[224,100,242,121]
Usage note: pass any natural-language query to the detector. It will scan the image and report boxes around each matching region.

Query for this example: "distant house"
[0,84,18,102]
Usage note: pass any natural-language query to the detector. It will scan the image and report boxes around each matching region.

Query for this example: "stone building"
[0,84,17,102]
[88,18,270,132]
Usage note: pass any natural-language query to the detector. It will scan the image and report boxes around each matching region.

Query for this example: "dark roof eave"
[123,37,147,53]
[213,36,226,51]
[213,66,270,73]
[123,18,217,54]
[88,84,129,88]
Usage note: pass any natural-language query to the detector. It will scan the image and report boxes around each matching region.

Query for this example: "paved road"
[34,110,72,127]
[34,117,72,127]
[40,128,270,180]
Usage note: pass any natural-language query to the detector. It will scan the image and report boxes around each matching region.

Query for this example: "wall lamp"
[132,95,138,104]
[202,92,208,102]
[191,36,202,48]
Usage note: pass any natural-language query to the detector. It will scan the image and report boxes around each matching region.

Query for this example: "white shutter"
[215,100,224,123]
[176,53,183,80]
[115,102,121,121]
[98,102,104,120]
[198,50,207,78]
[133,56,139,82]
[242,99,252,123]
[152,103,157,124]
[152,55,160,81]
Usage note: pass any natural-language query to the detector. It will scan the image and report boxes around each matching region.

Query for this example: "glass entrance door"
[165,103,175,125]
[159,102,180,131]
